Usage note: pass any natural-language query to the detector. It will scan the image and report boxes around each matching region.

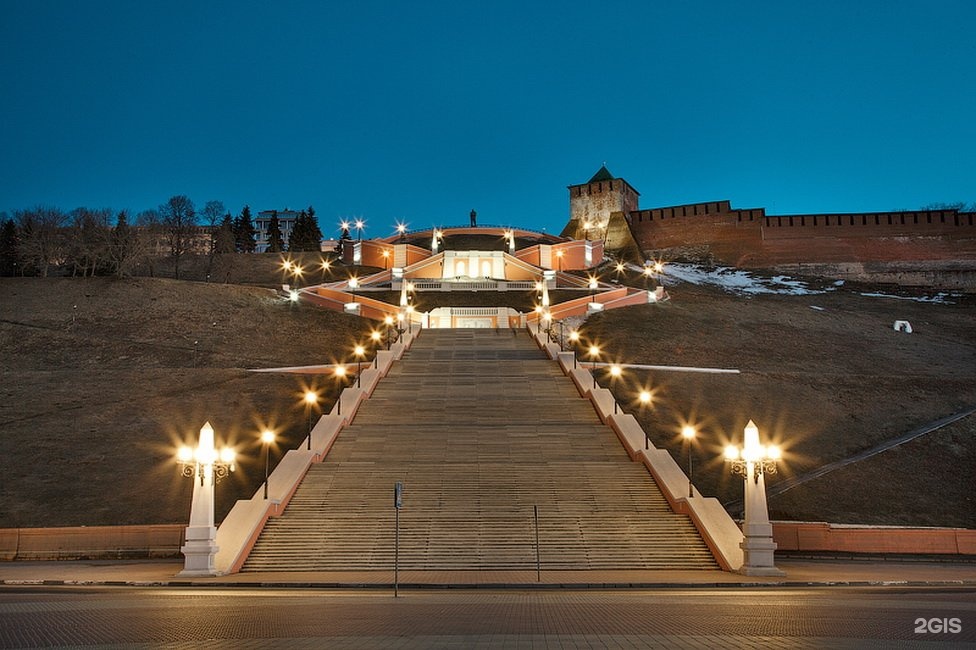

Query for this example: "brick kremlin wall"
[628,202,976,284]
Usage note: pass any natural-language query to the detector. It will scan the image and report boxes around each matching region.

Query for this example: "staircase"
[243,329,716,572]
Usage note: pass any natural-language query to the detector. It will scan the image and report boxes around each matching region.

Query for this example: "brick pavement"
[1,585,973,647]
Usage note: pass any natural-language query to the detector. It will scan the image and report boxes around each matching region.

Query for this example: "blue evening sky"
[2,1,974,236]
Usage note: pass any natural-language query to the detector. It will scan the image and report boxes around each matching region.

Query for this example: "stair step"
[242,329,717,573]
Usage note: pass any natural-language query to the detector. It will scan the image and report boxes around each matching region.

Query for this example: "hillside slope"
[1,272,974,529]
[0,277,372,527]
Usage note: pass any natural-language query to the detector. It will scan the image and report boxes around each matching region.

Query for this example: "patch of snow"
[651,263,825,296]
[860,292,956,304]
[810,305,826,311]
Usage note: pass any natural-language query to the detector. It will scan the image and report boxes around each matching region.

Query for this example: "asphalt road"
[1,586,974,648]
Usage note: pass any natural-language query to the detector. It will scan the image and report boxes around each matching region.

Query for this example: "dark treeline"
[0,197,325,280]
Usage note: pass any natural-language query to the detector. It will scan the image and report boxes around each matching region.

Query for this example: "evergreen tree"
[306,205,323,250]
[215,214,236,254]
[266,210,284,253]
[234,205,257,253]
[108,210,142,278]
[288,210,308,252]
[0,218,20,276]
[288,208,324,252]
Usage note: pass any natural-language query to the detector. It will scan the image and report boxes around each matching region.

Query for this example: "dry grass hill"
[1,260,974,530]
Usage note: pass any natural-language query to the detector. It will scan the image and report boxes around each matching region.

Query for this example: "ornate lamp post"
[260,429,275,500]
[725,420,785,576]
[681,425,696,498]
[176,422,236,576]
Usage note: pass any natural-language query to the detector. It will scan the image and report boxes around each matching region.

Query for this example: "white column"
[179,423,220,577]
[738,423,784,576]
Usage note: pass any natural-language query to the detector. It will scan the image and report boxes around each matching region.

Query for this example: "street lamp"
[588,276,598,302]
[303,391,318,450]
[615,262,625,280]
[724,420,785,576]
[355,219,365,241]
[354,344,366,388]
[381,249,390,269]
[396,222,407,241]
[260,429,275,500]
[681,425,696,498]
[333,365,347,415]
[609,364,622,413]
[638,390,653,449]
[642,265,654,290]
[176,421,236,576]
[348,276,359,302]
[556,248,564,271]
[384,314,394,349]
[370,330,382,365]
[569,330,580,368]
[588,344,600,388]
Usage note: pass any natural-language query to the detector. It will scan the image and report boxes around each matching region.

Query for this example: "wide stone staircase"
[243,329,716,572]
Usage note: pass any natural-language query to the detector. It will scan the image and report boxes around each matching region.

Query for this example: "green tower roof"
[587,165,615,183]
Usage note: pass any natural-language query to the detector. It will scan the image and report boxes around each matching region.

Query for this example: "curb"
[5,579,976,589]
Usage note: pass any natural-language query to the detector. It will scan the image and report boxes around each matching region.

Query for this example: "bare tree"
[66,207,112,277]
[107,210,145,278]
[158,195,197,280]
[135,209,163,277]
[921,202,976,212]
[15,206,68,277]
